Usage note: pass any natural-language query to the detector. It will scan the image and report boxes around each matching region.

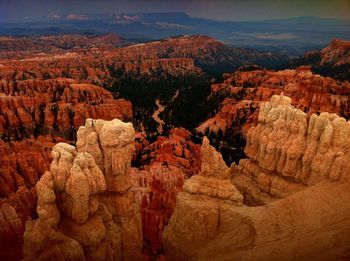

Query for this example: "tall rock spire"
[23,118,142,261]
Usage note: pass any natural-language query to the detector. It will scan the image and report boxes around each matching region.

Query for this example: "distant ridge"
[1,13,350,55]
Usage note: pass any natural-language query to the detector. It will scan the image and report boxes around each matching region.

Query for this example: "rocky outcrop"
[232,94,350,204]
[164,180,350,261]
[163,96,350,260]
[290,39,350,81]
[140,175,183,257]
[196,67,350,163]
[131,128,201,258]
[137,128,201,177]
[318,39,350,66]
[22,118,142,260]
[0,78,132,140]
[183,137,242,202]
[76,118,142,260]
[198,68,350,137]
[0,78,132,252]
[163,138,244,260]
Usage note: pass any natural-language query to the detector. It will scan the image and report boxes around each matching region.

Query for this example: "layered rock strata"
[23,118,142,260]
[0,78,132,140]
[234,94,350,204]
[163,137,244,260]
[0,78,132,250]
[197,67,350,136]
[131,128,201,258]
[163,95,350,260]
[291,39,350,81]
[140,176,183,257]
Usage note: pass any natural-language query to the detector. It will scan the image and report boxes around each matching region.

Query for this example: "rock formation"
[0,78,132,140]
[131,128,201,258]
[0,78,132,251]
[196,67,350,163]
[140,176,182,257]
[315,39,350,66]
[290,39,350,81]
[233,94,350,204]
[0,35,286,82]
[183,137,243,202]
[163,95,350,261]
[162,137,244,260]
[23,118,142,260]
[197,67,350,137]
[136,128,201,177]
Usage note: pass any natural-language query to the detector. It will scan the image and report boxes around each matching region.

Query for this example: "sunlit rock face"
[163,95,350,261]
[23,118,142,261]
[0,78,132,247]
[183,137,243,202]
[163,138,245,260]
[234,94,350,204]
[196,67,350,137]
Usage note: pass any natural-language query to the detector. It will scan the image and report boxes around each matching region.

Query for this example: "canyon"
[0,33,349,260]
[163,94,350,260]
[21,94,350,260]
[290,39,350,81]
[197,65,350,163]
[0,78,132,257]
[21,119,201,260]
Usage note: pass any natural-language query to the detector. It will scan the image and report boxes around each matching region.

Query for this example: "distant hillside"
[0,33,128,59]
[1,12,350,55]
[122,35,289,75]
[289,39,350,81]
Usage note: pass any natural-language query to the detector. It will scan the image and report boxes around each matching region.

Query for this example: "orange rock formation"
[23,118,142,260]
[197,67,350,136]
[0,78,132,253]
[163,95,350,261]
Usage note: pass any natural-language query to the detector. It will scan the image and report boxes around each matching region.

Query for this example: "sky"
[0,0,350,22]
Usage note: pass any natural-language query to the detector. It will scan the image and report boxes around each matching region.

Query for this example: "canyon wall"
[0,78,131,140]
[132,128,201,258]
[234,94,350,204]
[163,95,350,261]
[197,67,350,137]
[0,78,132,251]
[290,39,350,81]
[196,67,350,163]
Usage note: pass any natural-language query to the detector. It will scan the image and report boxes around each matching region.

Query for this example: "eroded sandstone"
[23,118,142,261]
[163,95,350,261]
[233,94,350,204]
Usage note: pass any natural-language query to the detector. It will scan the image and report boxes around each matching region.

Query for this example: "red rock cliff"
[197,67,350,137]
[0,78,132,254]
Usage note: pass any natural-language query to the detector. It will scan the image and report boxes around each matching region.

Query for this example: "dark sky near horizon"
[0,0,350,22]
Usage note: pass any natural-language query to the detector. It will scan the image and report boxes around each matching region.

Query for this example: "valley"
[0,27,349,260]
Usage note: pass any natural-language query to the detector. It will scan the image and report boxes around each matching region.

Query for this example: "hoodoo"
[22,118,142,260]
[163,94,350,261]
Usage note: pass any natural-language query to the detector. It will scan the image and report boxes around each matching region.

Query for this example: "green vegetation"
[108,67,215,135]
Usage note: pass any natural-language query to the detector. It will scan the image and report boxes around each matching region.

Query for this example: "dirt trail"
[152,91,179,134]
[152,99,165,134]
